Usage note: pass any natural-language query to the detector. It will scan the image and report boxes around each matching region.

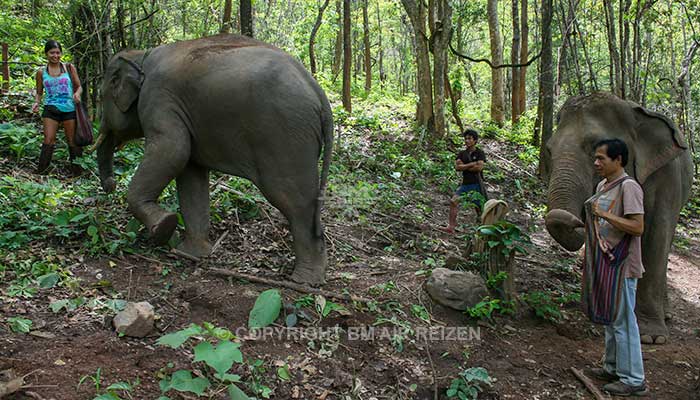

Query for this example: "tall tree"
[518,0,528,115]
[603,0,621,96]
[401,0,434,133]
[487,0,505,126]
[309,0,331,76]
[221,0,232,34]
[342,0,352,112]
[362,0,371,92]
[511,0,521,123]
[240,0,253,37]
[537,0,554,179]
[430,0,452,137]
[332,0,343,80]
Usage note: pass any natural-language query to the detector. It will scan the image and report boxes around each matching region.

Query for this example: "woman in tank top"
[32,39,84,175]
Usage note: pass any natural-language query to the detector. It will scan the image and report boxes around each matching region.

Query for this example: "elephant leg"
[176,162,212,258]
[636,178,678,345]
[257,177,327,286]
[127,127,190,245]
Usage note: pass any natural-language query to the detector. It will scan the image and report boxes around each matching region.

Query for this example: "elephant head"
[544,92,687,251]
[96,50,146,193]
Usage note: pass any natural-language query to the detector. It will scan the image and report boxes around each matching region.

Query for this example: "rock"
[113,301,154,337]
[425,268,489,310]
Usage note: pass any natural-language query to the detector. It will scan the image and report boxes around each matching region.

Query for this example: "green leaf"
[37,272,60,288]
[87,225,98,237]
[93,394,120,400]
[193,340,242,377]
[8,317,32,333]
[228,384,251,400]
[248,289,282,329]
[285,313,298,327]
[218,373,241,383]
[50,299,70,313]
[164,370,210,395]
[277,365,291,381]
[105,381,132,391]
[157,324,205,349]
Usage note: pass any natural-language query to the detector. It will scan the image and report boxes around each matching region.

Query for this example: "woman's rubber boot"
[69,146,84,176]
[36,144,55,174]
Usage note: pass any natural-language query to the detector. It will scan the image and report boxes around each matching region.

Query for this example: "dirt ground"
[1,138,699,400]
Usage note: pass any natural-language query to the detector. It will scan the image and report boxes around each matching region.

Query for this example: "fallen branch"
[570,367,609,400]
[208,267,372,304]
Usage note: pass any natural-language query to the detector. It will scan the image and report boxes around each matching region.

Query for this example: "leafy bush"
[446,367,493,399]
[523,291,562,323]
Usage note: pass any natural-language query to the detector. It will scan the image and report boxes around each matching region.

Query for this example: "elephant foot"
[640,334,667,345]
[177,237,213,259]
[150,212,178,245]
[638,318,669,345]
[290,266,326,287]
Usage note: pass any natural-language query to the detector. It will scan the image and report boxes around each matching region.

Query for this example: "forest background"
[1,0,699,172]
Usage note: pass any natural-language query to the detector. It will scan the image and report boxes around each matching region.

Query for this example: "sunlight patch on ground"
[667,253,700,307]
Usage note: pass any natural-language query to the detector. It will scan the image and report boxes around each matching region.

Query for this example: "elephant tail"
[315,106,334,238]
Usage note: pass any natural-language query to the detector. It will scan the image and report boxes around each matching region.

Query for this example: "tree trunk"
[362,0,371,92]
[511,0,521,123]
[677,40,698,152]
[342,0,352,112]
[376,0,385,86]
[518,0,528,116]
[487,0,505,126]
[240,0,253,37]
[431,0,451,138]
[332,0,343,80]
[445,71,464,133]
[620,0,632,99]
[537,0,554,180]
[400,0,434,133]
[603,0,621,96]
[220,0,232,33]
[309,0,331,76]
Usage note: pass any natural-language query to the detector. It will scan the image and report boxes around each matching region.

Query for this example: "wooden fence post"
[1,43,9,92]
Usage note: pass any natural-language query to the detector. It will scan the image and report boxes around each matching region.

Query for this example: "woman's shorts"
[42,105,76,122]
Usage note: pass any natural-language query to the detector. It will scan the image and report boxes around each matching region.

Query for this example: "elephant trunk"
[544,154,593,251]
[96,125,117,193]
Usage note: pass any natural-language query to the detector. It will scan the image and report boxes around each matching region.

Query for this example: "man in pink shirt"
[585,138,647,396]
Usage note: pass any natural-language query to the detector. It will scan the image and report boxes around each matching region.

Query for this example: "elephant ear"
[631,105,688,185]
[110,56,143,113]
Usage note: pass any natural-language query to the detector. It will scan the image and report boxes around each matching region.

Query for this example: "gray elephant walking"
[544,92,692,344]
[96,34,333,285]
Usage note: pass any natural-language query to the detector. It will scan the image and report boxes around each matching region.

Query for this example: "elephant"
[96,34,333,285]
[543,92,693,344]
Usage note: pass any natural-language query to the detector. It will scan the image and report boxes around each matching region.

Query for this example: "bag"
[581,176,632,325]
[74,102,94,147]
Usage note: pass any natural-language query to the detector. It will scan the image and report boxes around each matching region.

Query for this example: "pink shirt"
[594,173,645,278]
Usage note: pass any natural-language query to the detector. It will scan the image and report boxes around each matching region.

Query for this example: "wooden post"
[1,43,9,92]
[472,199,516,302]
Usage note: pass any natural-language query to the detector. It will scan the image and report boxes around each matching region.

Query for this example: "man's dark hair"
[594,138,629,167]
[463,128,479,141]
[44,40,62,54]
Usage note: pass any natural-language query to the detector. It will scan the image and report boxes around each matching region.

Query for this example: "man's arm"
[592,204,644,236]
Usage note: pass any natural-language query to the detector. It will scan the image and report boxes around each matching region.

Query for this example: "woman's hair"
[44,39,62,54]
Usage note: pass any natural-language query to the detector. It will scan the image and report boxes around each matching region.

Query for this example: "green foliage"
[156,322,252,398]
[523,291,562,323]
[446,367,493,400]
[485,271,508,290]
[248,289,282,329]
[7,316,32,333]
[0,123,41,159]
[476,221,530,257]
[466,297,505,320]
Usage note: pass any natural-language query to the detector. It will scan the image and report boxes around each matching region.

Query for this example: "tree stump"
[472,199,516,302]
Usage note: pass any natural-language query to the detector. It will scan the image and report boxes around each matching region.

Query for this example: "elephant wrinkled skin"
[544,92,693,344]
[97,34,333,285]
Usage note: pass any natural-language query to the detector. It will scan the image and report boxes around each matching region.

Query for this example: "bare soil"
[1,135,699,400]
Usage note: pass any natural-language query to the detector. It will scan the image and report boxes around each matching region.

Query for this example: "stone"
[113,301,155,337]
[425,268,488,311]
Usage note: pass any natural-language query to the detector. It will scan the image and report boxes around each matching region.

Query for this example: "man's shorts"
[42,105,76,122]
[455,183,484,209]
